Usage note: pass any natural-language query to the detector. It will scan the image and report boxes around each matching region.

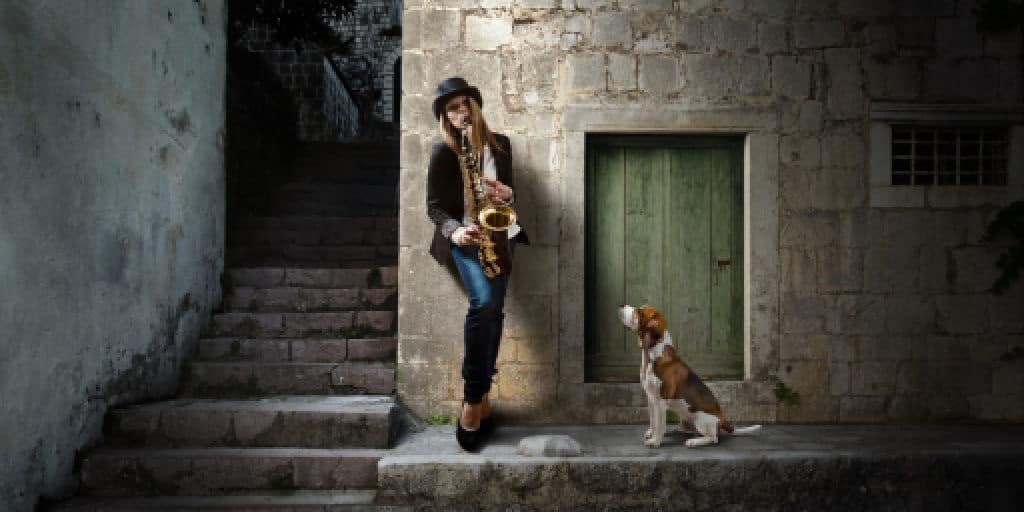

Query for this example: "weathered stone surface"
[703,16,756,53]
[936,295,990,335]
[825,48,864,120]
[591,12,632,48]
[566,53,605,92]
[638,55,679,94]
[516,435,583,457]
[772,55,812,99]
[607,53,637,91]
[182,362,394,396]
[80,448,385,496]
[380,425,1024,511]
[421,9,461,50]
[107,397,396,449]
[466,16,513,51]
[50,491,406,511]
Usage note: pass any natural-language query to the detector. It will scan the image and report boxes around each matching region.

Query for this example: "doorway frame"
[558,106,780,423]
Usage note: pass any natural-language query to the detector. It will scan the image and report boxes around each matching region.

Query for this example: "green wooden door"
[585,135,744,382]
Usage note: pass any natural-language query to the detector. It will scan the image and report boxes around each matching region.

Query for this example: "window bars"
[891,126,1009,186]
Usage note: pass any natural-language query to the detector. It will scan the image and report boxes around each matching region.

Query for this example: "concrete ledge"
[379,425,1024,511]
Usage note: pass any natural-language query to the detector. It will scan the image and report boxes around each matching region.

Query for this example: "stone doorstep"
[51,491,413,512]
[228,267,398,289]
[183,362,396,396]
[80,448,386,497]
[376,424,1024,510]
[197,338,397,363]
[107,396,397,449]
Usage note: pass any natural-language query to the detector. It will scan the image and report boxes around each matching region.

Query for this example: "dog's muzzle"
[617,305,637,331]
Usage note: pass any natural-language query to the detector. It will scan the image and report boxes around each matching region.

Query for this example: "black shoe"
[455,422,483,452]
[479,416,495,437]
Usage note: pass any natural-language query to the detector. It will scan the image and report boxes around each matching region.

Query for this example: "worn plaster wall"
[398,0,1024,424]
[0,1,226,510]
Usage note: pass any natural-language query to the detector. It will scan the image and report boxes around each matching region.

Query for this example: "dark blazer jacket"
[426,133,530,268]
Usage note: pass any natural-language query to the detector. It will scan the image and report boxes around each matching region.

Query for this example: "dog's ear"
[645,318,663,343]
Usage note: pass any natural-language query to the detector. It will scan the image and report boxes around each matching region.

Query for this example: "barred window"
[891,126,1009,186]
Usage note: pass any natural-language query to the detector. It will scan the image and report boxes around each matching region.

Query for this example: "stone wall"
[398,0,1024,424]
[0,2,226,510]
[329,0,403,123]
[240,26,334,141]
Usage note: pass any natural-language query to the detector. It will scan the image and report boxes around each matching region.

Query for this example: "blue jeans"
[450,243,511,404]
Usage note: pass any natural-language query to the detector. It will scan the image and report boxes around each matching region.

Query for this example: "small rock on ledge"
[516,435,583,457]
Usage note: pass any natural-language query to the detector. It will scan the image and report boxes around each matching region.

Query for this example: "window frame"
[868,103,1024,208]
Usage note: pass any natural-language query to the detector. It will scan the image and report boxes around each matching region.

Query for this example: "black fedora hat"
[432,77,483,120]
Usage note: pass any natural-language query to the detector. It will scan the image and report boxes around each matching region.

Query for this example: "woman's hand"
[482,178,513,203]
[453,225,487,246]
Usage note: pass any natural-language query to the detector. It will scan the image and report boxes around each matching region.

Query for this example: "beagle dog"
[617,304,761,448]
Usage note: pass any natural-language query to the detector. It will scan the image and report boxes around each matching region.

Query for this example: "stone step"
[80,447,385,496]
[278,181,397,193]
[224,286,396,312]
[208,311,394,338]
[228,216,396,231]
[270,195,396,210]
[226,245,397,268]
[228,257,397,270]
[263,198,396,213]
[227,228,397,247]
[197,337,396,363]
[106,396,398,449]
[182,362,395,396]
[272,187,396,202]
[227,267,397,289]
[52,491,412,511]
[286,174,399,186]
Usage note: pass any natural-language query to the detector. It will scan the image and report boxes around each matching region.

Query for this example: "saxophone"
[457,119,517,278]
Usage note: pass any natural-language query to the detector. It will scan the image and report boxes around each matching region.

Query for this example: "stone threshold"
[377,424,1024,511]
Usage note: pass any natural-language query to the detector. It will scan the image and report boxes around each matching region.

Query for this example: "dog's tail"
[731,424,762,435]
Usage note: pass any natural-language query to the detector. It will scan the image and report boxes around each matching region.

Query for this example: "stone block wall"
[0,2,226,510]
[241,26,334,141]
[398,0,1024,424]
[329,0,403,123]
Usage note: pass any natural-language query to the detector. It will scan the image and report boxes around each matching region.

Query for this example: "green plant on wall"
[774,381,802,407]
[425,413,458,426]
[972,3,1024,295]
[228,0,356,55]
[982,201,1024,295]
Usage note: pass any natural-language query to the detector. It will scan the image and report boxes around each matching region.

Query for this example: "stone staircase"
[54,142,408,511]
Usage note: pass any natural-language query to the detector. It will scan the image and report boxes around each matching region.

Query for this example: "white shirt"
[461,144,521,239]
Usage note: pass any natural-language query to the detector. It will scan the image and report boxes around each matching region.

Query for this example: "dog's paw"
[644,438,662,448]
[644,428,653,440]
[684,438,701,448]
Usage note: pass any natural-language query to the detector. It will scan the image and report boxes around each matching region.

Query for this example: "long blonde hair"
[438,96,504,161]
